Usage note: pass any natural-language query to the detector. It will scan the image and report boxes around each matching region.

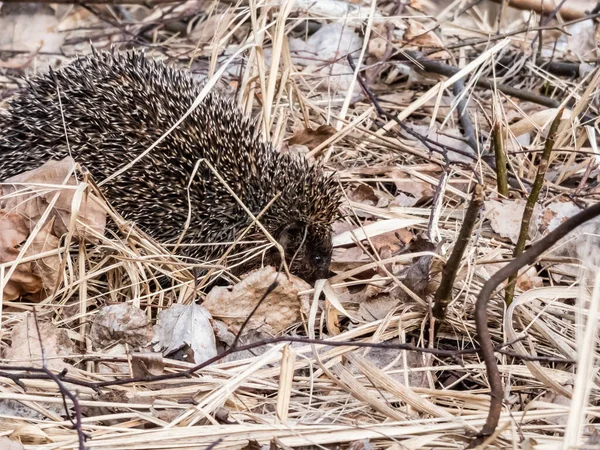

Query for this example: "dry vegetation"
[1,0,600,449]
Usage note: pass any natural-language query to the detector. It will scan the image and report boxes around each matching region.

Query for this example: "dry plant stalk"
[505,107,564,305]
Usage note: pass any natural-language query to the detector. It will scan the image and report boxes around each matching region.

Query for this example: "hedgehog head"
[261,164,341,283]
[275,221,334,283]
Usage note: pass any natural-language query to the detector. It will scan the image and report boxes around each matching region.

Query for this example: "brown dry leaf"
[388,168,434,202]
[481,263,543,292]
[0,4,64,54]
[288,124,336,150]
[537,200,582,234]
[485,199,542,244]
[358,295,400,321]
[203,266,311,336]
[1,157,106,240]
[27,219,60,293]
[90,304,154,349]
[371,228,413,254]
[0,215,60,300]
[8,423,48,445]
[0,211,41,300]
[348,439,375,450]
[189,11,235,44]
[4,313,77,372]
[347,185,380,205]
[131,352,165,377]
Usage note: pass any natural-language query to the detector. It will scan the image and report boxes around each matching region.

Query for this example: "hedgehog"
[0,49,342,283]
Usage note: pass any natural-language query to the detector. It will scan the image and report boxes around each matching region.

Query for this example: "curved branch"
[474,201,600,444]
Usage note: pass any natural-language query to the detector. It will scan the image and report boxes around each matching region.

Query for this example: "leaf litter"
[0,0,600,449]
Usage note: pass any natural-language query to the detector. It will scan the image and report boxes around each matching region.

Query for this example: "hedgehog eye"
[313,255,323,264]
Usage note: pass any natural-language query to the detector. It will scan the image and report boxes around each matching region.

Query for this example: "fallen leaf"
[333,218,425,247]
[4,313,77,372]
[130,352,165,377]
[388,168,435,201]
[1,157,106,241]
[485,199,542,244]
[203,266,310,336]
[0,3,64,54]
[537,200,582,233]
[90,304,153,349]
[288,124,336,150]
[0,211,41,300]
[358,295,401,321]
[152,303,217,365]
[348,439,375,450]
[404,20,444,49]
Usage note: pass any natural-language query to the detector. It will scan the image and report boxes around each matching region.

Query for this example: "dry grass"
[1,0,600,449]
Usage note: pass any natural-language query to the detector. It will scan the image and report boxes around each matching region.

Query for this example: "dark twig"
[433,184,484,322]
[0,336,575,394]
[31,309,87,450]
[505,107,564,305]
[347,54,477,163]
[492,122,509,197]
[473,201,600,446]
[395,53,563,109]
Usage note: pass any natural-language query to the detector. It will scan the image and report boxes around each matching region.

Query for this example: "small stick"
[473,200,600,446]
[492,122,508,197]
[505,107,564,305]
[433,184,483,322]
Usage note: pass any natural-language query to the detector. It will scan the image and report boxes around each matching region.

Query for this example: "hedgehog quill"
[0,49,342,283]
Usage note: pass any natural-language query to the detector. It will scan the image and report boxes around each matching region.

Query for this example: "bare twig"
[492,122,508,197]
[473,201,600,446]
[433,184,484,322]
[31,309,87,450]
[394,53,564,109]
[505,107,564,304]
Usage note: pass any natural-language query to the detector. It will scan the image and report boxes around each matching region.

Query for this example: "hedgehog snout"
[276,221,332,284]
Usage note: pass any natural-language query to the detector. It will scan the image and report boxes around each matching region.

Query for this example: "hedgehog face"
[277,222,333,284]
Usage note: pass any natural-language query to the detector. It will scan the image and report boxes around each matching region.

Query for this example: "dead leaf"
[4,313,77,372]
[403,20,449,59]
[388,168,434,201]
[1,157,106,241]
[288,124,336,150]
[485,199,542,244]
[131,352,165,377]
[0,211,40,300]
[537,200,582,234]
[203,266,311,336]
[347,185,380,205]
[152,303,217,365]
[480,263,543,292]
[0,4,64,54]
[358,295,400,321]
[90,304,153,349]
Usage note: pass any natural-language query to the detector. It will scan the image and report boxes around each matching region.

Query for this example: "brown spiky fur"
[0,49,341,282]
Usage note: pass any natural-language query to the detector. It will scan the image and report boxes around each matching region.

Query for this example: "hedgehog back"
[0,51,341,271]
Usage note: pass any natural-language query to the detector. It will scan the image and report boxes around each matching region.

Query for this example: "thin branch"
[433,184,484,322]
[505,107,564,305]
[492,122,509,197]
[473,201,600,446]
